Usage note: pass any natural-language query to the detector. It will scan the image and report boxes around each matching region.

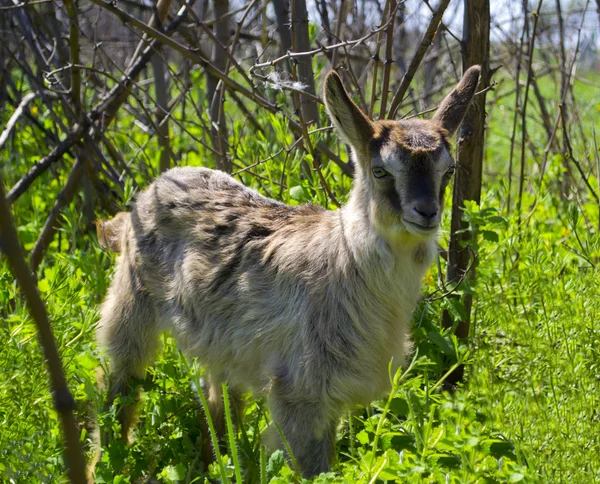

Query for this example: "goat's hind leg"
[199,375,245,463]
[96,262,159,444]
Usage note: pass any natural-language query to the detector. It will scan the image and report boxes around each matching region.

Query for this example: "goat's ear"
[432,65,481,136]
[323,71,374,154]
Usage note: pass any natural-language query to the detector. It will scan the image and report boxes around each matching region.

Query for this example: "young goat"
[96,66,481,477]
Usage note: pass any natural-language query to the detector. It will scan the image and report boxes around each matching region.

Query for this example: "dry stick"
[0,0,52,9]
[405,83,497,120]
[378,0,396,119]
[338,47,369,112]
[228,90,264,135]
[566,78,590,159]
[127,0,174,66]
[423,0,461,43]
[530,74,558,152]
[6,123,86,204]
[289,0,310,172]
[64,0,81,117]
[6,1,191,205]
[30,158,84,270]
[206,0,232,172]
[249,16,395,73]
[196,22,253,89]
[16,8,122,201]
[535,0,589,203]
[86,0,272,113]
[559,105,599,203]
[90,0,351,176]
[507,87,525,214]
[593,125,600,233]
[293,0,322,127]
[220,0,259,173]
[330,0,347,68]
[188,0,257,89]
[555,0,572,197]
[0,174,87,483]
[62,0,97,228]
[516,0,543,219]
[290,0,338,206]
[149,0,175,173]
[368,0,391,117]
[386,0,451,119]
[4,88,60,146]
[0,92,36,151]
[92,0,194,124]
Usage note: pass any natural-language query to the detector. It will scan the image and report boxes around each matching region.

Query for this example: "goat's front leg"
[268,388,338,478]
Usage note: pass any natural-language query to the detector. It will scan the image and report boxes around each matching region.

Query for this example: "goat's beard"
[371,207,438,243]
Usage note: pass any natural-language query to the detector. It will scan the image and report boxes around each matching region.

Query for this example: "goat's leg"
[96,264,159,444]
[268,391,337,478]
[200,375,245,463]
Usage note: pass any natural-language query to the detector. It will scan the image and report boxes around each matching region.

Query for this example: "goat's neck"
[340,179,437,275]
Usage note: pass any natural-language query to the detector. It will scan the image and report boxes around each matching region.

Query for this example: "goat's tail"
[95,212,129,253]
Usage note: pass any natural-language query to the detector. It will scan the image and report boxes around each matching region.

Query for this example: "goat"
[96,66,481,478]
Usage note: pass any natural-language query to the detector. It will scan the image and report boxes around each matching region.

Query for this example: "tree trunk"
[291,0,319,126]
[442,0,490,386]
[207,0,231,172]
[272,0,293,68]
[152,53,172,173]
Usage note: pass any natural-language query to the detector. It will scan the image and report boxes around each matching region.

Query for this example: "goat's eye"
[445,166,456,177]
[372,167,390,179]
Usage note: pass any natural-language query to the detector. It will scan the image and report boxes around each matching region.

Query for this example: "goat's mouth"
[402,219,439,236]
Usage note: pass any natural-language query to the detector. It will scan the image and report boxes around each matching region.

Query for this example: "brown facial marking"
[369,120,450,170]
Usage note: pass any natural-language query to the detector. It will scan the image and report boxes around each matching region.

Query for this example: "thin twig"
[30,158,84,270]
[516,0,543,218]
[378,0,396,119]
[368,0,391,117]
[386,0,452,119]
[6,123,85,204]
[559,104,599,202]
[250,14,396,74]
[0,92,37,152]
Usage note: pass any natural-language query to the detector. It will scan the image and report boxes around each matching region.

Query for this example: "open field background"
[1,0,599,482]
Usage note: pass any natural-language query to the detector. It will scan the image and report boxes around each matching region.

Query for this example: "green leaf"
[356,430,369,445]
[289,185,310,202]
[266,449,285,477]
[427,331,455,356]
[481,230,499,242]
[38,279,50,293]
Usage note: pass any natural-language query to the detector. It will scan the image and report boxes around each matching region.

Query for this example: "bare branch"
[386,0,452,119]
[0,92,37,152]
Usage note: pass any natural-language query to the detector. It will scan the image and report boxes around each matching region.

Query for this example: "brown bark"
[152,54,173,173]
[291,0,319,126]
[442,0,490,385]
[272,0,293,64]
[207,0,231,172]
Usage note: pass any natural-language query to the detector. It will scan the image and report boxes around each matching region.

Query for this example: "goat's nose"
[413,202,438,220]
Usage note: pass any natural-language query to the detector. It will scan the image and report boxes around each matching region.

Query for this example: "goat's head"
[323,66,481,240]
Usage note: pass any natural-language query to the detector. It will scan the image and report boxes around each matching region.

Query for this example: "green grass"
[1,67,599,483]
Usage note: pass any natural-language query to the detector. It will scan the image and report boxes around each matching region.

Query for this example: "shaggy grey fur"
[96,67,480,478]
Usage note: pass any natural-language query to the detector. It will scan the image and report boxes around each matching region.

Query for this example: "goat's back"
[119,168,356,395]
